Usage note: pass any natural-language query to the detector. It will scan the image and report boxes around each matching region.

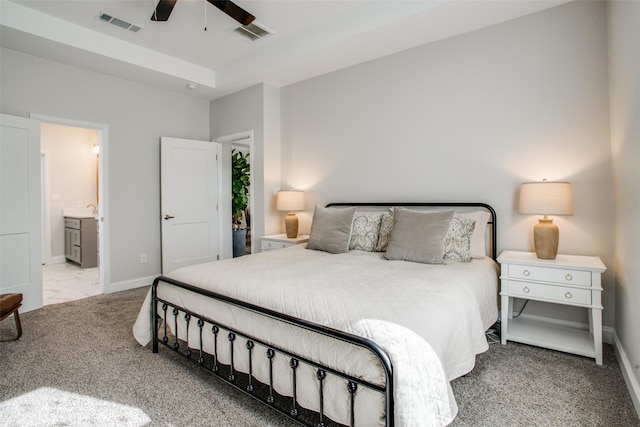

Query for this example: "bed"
[133,202,498,427]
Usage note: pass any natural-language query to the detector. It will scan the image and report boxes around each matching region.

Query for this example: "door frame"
[31,113,110,293]
[40,151,52,264]
[214,130,254,258]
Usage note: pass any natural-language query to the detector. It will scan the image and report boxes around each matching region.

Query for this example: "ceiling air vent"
[97,12,142,33]
[229,22,273,42]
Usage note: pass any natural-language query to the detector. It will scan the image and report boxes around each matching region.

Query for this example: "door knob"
[163,214,175,220]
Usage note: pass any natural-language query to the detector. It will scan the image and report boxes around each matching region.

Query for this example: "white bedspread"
[134,245,498,426]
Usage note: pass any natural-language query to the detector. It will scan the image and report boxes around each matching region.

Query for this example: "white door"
[0,114,42,313]
[160,137,219,274]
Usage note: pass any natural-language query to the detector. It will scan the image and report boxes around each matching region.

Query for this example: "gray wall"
[210,83,282,246]
[1,47,210,289]
[281,1,615,327]
[608,0,640,406]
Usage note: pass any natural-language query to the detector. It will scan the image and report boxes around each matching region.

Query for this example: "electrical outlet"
[140,253,148,264]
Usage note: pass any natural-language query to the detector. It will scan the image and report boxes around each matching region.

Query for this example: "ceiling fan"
[151,0,255,26]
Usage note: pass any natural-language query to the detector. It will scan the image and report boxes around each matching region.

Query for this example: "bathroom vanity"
[64,215,98,268]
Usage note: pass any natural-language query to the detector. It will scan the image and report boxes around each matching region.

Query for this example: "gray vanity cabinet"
[64,217,98,268]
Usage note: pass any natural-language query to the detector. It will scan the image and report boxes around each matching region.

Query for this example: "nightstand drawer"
[508,281,591,305]
[507,264,591,287]
[261,240,291,251]
[261,235,309,252]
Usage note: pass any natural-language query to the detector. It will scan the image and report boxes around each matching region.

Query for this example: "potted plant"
[232,148,250,257]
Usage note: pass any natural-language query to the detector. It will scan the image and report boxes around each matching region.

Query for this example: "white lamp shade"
[276,190,305,212]
[519,181,573,216]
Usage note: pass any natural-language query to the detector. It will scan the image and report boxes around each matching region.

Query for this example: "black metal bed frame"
[150,202,497,427]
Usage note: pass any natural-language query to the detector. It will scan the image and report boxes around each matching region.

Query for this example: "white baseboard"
[107,275,156,293]
[612,330,640,419]
[47,256,67,264]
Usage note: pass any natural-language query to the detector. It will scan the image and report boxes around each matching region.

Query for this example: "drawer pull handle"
[565,292,572,299]
[523,270,530,277]
[523,286,530,293]
[565,274,573,281]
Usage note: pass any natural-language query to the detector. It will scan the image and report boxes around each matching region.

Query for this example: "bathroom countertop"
[63,208,98,219]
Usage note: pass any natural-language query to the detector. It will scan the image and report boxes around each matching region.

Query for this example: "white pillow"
[454,211,490,259]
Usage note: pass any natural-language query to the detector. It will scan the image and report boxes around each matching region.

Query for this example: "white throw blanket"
[134,245,498,426]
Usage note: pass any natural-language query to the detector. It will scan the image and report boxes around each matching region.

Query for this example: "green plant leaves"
[232,149,250,224]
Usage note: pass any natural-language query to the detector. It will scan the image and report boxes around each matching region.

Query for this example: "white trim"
[30,113,111,294]
[49,255,66,264]
[612,330,640,419]
[109,276,155,293]
[40,152,52,264]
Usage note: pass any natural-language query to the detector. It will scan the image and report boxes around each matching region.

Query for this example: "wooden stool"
[0,293,23,341]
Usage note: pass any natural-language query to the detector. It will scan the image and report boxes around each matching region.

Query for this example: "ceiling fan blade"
[151,0,178,22]
[207,0,256,26]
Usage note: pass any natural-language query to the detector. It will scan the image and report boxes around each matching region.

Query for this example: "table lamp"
[276,190,305,238]
[519,180,573,260]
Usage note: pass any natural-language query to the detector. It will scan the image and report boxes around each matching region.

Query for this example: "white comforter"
[134,245,498,426]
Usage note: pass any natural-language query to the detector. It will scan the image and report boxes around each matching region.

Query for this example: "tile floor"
[42,262,101,305]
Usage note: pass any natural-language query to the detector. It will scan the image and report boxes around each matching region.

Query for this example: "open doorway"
[214,131,254,258]
[34,114,109,305]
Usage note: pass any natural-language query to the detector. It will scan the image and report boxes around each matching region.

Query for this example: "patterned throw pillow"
[375,210,394,252]
[443,217,476,263]
[455,211,490,259]
[349,212,385,251]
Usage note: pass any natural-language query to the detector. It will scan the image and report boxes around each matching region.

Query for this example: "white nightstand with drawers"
[260,234,309,252]
[497,250,606,365]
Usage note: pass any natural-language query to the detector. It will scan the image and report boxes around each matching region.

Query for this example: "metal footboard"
[151,276,394,427]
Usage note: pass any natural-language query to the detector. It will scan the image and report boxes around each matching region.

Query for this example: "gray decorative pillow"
[443,217,476,263]
[375,210,394,252]
[384,208,454,264]
[307,205,357,254]
[349,212,384,252]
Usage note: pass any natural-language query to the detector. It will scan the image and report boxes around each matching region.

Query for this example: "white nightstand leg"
[591,307,603,365]
[500,294,509,345]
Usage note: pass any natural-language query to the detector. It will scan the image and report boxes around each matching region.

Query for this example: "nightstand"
[260,234,309,251]
[498,250,606,365]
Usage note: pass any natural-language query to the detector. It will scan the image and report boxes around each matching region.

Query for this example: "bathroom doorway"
[35,114,109,305]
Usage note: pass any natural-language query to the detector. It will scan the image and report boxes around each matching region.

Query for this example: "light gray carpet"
[1,287,638,427]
